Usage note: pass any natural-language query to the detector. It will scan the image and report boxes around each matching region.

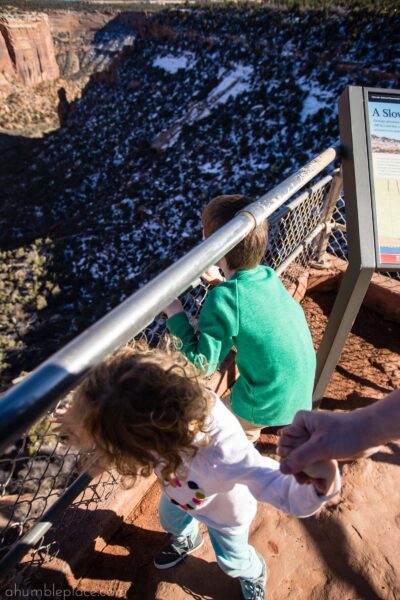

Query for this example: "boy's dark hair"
[202,195,268,270]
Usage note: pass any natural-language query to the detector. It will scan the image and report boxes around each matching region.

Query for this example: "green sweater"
[167,265,315,426]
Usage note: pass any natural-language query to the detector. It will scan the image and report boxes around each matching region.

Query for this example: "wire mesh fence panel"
[264,182,328,270]
[278,244,315,291]
[326,195,348,262]
[0,405,80,552]
[327,196,400,281]
[0,174,335,586]
[0,469,120,592]
[382,271,400,280]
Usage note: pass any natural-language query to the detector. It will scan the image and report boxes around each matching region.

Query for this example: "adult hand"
[164,298,184,318]
[278,409,378,476]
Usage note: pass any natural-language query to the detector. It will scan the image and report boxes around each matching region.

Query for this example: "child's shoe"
[239,551,267,600]
[154,530,204,569]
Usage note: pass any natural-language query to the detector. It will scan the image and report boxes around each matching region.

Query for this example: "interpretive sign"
[314,87,398,403]
[365,90,400,267]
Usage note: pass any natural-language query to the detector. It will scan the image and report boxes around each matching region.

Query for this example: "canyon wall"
[48,11,177,79]
[0,8,182,131]
[0,26,15,96]
[0,10,176,99]
[48,11,116,77]
[0,14,59,96]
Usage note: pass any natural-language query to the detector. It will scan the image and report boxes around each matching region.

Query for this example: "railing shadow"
[299,513,380,600]
[309,290,400,357]
[298,441,400,598]
[20,506,240,600]
[320,392,386,411]
[370,442,400,467]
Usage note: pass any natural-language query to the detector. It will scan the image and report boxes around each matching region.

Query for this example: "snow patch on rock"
[153,53,195,74]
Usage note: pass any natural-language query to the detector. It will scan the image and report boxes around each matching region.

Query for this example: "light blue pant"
[158,493,263,579]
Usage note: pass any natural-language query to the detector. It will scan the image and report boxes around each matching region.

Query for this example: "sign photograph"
[366,90,400,267]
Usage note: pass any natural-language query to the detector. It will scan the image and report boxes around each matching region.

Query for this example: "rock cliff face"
[0,27,14,75]
[0,28,15,97]
[119,11,177,41]
[0,14,59,96]
[0,10,126,132]
[48,11,116,78]
[49,11,178,79]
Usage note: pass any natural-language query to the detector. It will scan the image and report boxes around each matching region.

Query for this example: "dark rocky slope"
[0,5,399,385]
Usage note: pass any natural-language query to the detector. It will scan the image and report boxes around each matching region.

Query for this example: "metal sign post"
[313,86,400,405]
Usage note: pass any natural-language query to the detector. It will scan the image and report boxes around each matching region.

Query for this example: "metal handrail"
[0,147,337,456]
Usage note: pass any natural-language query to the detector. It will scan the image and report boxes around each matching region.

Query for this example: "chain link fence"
[327,193,400,281]
[327,195,348,262]
[0,173,336,589]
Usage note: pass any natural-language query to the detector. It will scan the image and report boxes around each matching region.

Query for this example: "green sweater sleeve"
[167,285,238,376]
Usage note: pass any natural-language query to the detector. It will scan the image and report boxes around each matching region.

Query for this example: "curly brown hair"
[202,194,268,270]
[66,342,211,485]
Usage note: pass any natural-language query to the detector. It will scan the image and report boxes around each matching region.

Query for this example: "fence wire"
[326,195,348,262]
[327,195,400,281]
[0,175,335,588]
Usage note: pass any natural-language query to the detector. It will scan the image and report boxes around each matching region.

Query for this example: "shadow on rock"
[20,505,240,600]
[299,513,380,600]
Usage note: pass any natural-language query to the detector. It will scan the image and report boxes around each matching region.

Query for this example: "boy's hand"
[50,408,74,440]
[201,266,224,285]
[164,299,184,318]
[302,460,340,497]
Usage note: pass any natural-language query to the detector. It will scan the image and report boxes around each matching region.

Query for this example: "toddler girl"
[55,343,340,600]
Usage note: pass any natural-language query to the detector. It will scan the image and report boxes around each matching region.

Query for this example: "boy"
[165,195,316,442]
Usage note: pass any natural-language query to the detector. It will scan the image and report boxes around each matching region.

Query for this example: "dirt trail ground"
[74,290,400,600]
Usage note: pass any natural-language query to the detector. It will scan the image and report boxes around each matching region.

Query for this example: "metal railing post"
[312,169,343,268]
